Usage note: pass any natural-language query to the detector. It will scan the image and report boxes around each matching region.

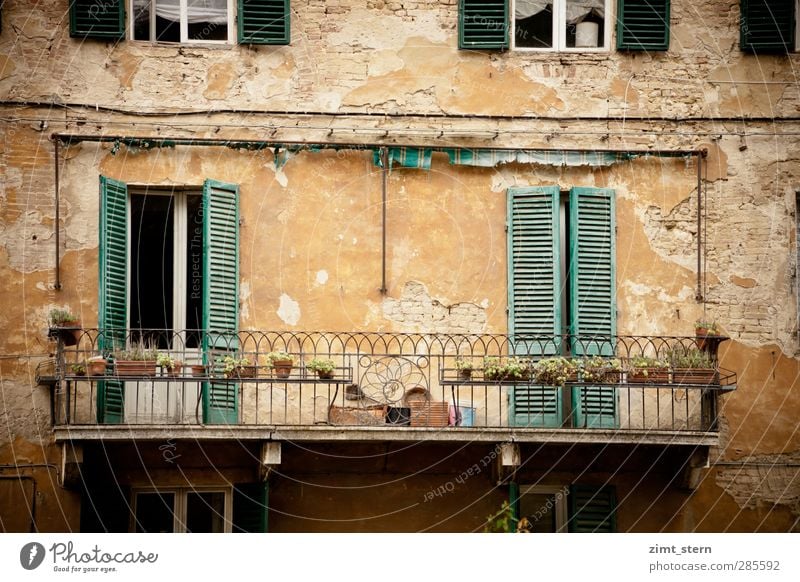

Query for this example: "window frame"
[518,485,569,532]
[511,0,613,52]
[129,0,237,45]
[131,486,233,533]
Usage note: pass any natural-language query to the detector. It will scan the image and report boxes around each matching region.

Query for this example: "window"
[98,176,240,426]
[513,0,612,50]
[131,0,235,44]
[616,0,670,51]
[512,483,617,532]
[740,0,795,52]
[132,488,231,532]
[69,0,291,44]
[507,186,617,428]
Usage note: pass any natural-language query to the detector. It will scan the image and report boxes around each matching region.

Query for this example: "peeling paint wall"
[1,0,799,532]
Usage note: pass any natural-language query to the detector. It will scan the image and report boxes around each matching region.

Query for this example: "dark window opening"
[186,492,226,533]
[519,491,560,533]
[134,492,175,533]
[516,5,553,48]
[130,193,174,348]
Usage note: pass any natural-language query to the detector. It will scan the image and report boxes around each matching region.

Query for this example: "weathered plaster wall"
[1,0,799,532]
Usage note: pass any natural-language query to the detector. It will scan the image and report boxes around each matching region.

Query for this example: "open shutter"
[459,0,509,49]
[570,187,617,428]
[568,484,617,533]
[98,176,128,424]
[616,0,670,51]
[69,0,125,40]
[740,0,795,52]
[238,0,290,45]
[202,180,240,425]
[233,482,269,532]
[508,186,562,427]
[509,481,520,532]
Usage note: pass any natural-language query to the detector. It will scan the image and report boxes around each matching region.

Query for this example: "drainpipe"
[696,150,705,302]
[380,146,388,295]
[54,138,61,290]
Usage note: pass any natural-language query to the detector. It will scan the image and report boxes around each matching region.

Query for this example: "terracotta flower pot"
[49,321,82,346]
[115,360,157,377]
[162,362,183,377]
[672,368,716,385]
[317,370,334,380]
[87,359,107,377]
[627,368,670,384]
[191,365,207,378]
[272,359,293,379]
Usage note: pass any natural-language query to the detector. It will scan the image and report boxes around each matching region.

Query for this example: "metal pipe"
[54,138,61,290]
[696,151,704,301]
[380,147,388,295]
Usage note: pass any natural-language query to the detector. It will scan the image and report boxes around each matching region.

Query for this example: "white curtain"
[134,0,228,24]
[515,0,604,24]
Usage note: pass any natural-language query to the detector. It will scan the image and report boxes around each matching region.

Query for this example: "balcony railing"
[48,329,736,433]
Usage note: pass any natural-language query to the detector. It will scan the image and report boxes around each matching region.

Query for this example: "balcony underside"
[54,424,718,447]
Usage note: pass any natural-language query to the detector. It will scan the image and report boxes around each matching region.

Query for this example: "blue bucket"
[458,406,476,427]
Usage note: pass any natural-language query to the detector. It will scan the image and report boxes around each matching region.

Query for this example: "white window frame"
[131,487,233,533]
[129,0,236,45]
[518,485,568,532]
[511,0,612,52]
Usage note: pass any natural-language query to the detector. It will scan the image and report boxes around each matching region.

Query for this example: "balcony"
[48,329,736,446]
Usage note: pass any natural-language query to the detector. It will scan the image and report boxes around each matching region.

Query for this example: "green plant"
[266,351,295,365]
[532,357,579,386]
[483,356,531,381]
[218,355,252,376]
[455,358,475,372]
[669,347,714,369]
[48,308,78,326]
[580,356,623,383]
[70,363,86,376]
[156,353,180,370]
[484,500,515,533]
[307,358,335,374]
[694,320,721,334]
[114,341,158,361]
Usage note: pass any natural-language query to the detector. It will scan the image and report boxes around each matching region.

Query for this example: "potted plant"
[580,356,623,384]
[482,357,531,382]
[113,341,158,377]
[157,353,183,377]
[219,355,257,379]
[307,358,336,380]
[266,351,295,379]
[87,356,107,377]
[532,357,579,386]
[70,363,86,377]
[190,364,207,378]
[47,308,82,346]
[669,348,717,385]
[455,357,476,381]
[695,320,722,350]
[627,356,669,383]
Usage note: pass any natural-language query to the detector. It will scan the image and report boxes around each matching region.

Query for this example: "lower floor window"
[132,488,231,532]
[517,485,569,532]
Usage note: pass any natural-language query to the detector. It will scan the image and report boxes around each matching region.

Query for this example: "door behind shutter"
[568,484,617,533]
[202,180,240,425]
[570,187,617,428]
[98,176,128,424]
[508,186,562,427]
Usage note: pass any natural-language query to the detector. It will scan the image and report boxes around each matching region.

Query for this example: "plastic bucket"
[576,21,599,47]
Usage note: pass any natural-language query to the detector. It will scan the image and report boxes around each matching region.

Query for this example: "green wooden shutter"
[740,0,795,52]
[238,0,290,45]
[459,0,509,49]
[568,484,617,533]
[509,481,520,532]
[98,176,128,424]
[69,0,125,40]
[508,186,562,427]
[570,187,617,428]
[202,180,240,425]
[233,482,269,532]
[616,0,670,51]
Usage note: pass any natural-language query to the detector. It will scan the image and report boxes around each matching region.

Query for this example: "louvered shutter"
[508,186,562,427]
[202,180,240,425]
[616,0,670,51]
[568,484,617,533]
[233,482,269,532]
[740,0,795,52]
[459,0,509,49]
[570,187,617,428]
[98,176,128,424]
[238,0,290,45]
[69,0,125,40]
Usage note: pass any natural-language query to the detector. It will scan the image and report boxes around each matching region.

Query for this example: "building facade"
[0,0,798,532]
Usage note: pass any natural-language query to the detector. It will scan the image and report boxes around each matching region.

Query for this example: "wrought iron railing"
[49,329,735,432]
